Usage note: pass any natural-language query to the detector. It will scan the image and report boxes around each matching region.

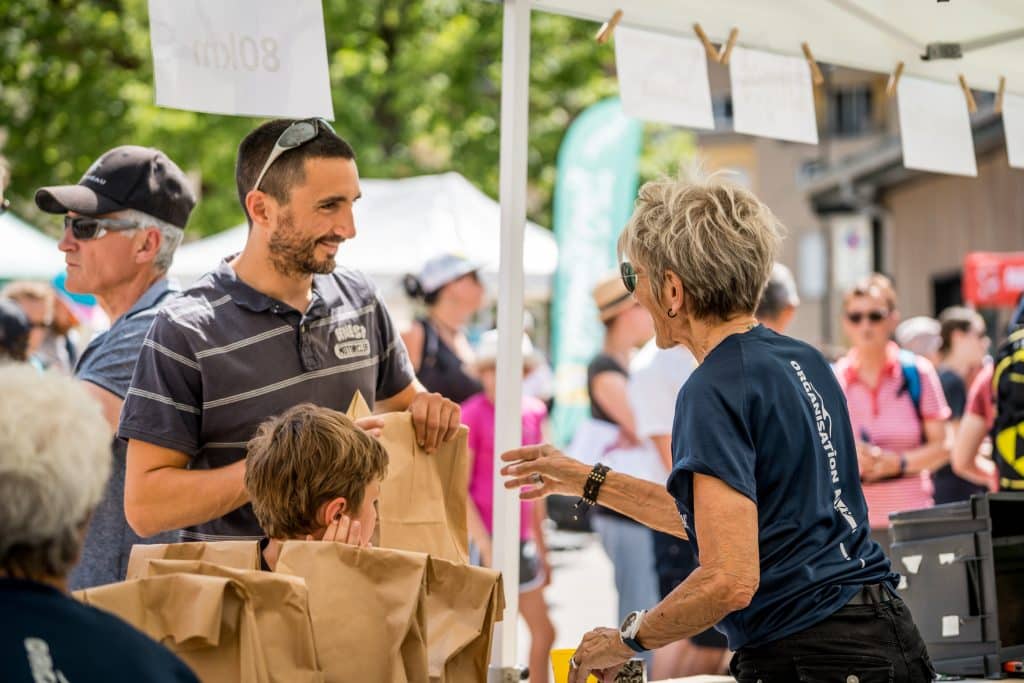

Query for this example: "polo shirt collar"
[124,278,178,320]
[212,256,344,315]
[842,341,903,385]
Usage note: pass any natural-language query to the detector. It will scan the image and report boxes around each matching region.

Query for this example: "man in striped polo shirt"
[119,119,460,542]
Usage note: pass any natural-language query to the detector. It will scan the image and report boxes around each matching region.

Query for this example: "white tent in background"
[0,211,64,281]
[170,172,558,302]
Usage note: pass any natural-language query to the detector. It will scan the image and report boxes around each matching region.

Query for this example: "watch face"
[620,611,639,636]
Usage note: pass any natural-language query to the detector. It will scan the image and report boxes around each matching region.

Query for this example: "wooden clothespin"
[996,76,1006,114]
[801,42,824,86]
[958,74,978,113]
[693,23,721,63]
[595,9,623,44]
[885,61,905,97]
[719,28,739,65]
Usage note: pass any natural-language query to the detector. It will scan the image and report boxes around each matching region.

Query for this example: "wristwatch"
[619,609,648,653]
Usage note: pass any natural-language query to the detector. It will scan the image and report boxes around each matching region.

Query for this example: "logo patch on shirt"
[333,323,370,360]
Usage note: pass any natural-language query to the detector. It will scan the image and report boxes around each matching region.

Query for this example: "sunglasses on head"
[64,215,141,241]
[251,118,336,192]
[846,310,888,325]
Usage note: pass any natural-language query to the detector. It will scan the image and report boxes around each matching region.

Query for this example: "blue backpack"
[898,349,924,427]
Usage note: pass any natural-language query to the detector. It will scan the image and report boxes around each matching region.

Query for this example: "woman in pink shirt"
[834,274,951,553]
[462,330,555,683]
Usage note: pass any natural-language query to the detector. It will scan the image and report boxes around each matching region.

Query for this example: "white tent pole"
[490,0,530,678]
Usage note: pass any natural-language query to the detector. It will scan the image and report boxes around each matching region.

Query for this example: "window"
[827,87,874,137]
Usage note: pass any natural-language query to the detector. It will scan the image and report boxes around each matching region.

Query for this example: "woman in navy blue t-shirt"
[501,171,934,682]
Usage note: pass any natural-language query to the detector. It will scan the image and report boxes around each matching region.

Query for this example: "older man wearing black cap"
[35,145,197,590]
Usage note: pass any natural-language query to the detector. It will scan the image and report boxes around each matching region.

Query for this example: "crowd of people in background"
[2,121,1023,683]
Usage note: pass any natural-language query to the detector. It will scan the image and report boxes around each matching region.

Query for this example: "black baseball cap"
[35,145,196,229]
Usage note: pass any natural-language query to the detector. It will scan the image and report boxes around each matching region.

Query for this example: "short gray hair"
[0,366,112,578]
[619,169,783,321]
[117,208,184,272]
[756,262,800,322]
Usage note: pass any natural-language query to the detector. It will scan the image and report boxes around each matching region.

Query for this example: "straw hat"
[592,272,634,323]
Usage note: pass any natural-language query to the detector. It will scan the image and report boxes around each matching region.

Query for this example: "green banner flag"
[550,98,643,447]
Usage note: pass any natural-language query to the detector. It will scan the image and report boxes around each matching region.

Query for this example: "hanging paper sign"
[147,0,334,120]
[729,46,818,145]
[897,76,976,177]
[614,27,714,130]
[1002,92,1024,170]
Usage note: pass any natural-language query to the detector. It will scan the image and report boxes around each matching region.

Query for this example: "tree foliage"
[0,0,692,240]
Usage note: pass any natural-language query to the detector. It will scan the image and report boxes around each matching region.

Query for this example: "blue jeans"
[593,511,659,667]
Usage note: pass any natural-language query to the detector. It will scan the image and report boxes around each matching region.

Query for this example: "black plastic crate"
[890,493,1024,678]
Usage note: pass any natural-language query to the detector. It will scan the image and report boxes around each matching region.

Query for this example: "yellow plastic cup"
[549,648,598,683]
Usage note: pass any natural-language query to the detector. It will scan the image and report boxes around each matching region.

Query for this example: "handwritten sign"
[729,46,818,145]
[897,76,976,177]
[1002,92,1024,170]
[614,27,714,130]
[148,0,333,119]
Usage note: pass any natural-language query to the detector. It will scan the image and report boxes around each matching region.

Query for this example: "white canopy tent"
[170,172,558,312]
[0,211,64,281]
[488,1,1024,676]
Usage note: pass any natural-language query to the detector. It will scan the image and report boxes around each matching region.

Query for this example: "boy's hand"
[308,514,370,547]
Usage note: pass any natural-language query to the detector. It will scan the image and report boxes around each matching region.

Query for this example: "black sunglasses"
[846,310,889,325]
[251,118,336,192]
[64,215,141,241]
[620,261,642,293]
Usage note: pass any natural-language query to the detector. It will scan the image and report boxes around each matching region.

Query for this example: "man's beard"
[267,211,341,277]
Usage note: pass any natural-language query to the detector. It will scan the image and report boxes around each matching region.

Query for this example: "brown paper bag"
[346,392,470,563]
[425,558,505,683]
[276,540,430,683]
[126,541,260,579]
[139,559,322,683]
[76,572,270,683]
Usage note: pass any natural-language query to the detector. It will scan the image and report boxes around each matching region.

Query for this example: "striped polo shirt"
[835,342,951,528]
[118,259,415,541]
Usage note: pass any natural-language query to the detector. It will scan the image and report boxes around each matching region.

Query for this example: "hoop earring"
[666,309,677,318]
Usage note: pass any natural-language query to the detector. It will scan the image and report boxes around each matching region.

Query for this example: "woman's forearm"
[595,471,687,539]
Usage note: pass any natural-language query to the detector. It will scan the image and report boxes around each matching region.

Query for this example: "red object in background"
[963,252,1024,307]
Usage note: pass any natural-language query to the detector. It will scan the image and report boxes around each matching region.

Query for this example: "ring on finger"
[569,656,579,669]
[532,472,544,485]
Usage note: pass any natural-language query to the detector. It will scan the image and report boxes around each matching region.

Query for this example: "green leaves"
[0,0,692,242]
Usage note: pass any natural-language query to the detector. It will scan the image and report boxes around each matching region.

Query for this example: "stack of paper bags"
[125,541,504,683]
[75,560,322,682]
[347,393,470,563]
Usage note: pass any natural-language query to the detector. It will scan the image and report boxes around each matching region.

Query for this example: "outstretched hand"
[500,444,590,500]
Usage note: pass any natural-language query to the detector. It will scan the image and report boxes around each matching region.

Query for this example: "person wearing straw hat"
[462,329,555,683]
[401,253,487,404]
[502,170,932,682]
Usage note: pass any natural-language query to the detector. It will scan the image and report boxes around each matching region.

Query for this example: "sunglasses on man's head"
[64,215,141,241]
[846,310,888,325]
[251,118,336,193]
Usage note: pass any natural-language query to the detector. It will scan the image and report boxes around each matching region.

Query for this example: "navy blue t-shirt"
[667,325,896,650]
[0,578,199,682]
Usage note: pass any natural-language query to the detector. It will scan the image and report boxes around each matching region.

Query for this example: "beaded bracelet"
[573,463,611,520]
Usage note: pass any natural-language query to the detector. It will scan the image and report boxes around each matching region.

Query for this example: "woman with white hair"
[501,172,934,682]
[0,366,198,682]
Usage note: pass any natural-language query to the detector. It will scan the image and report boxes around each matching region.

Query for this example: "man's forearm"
[595,472,687,539]
[126,460,249,536]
